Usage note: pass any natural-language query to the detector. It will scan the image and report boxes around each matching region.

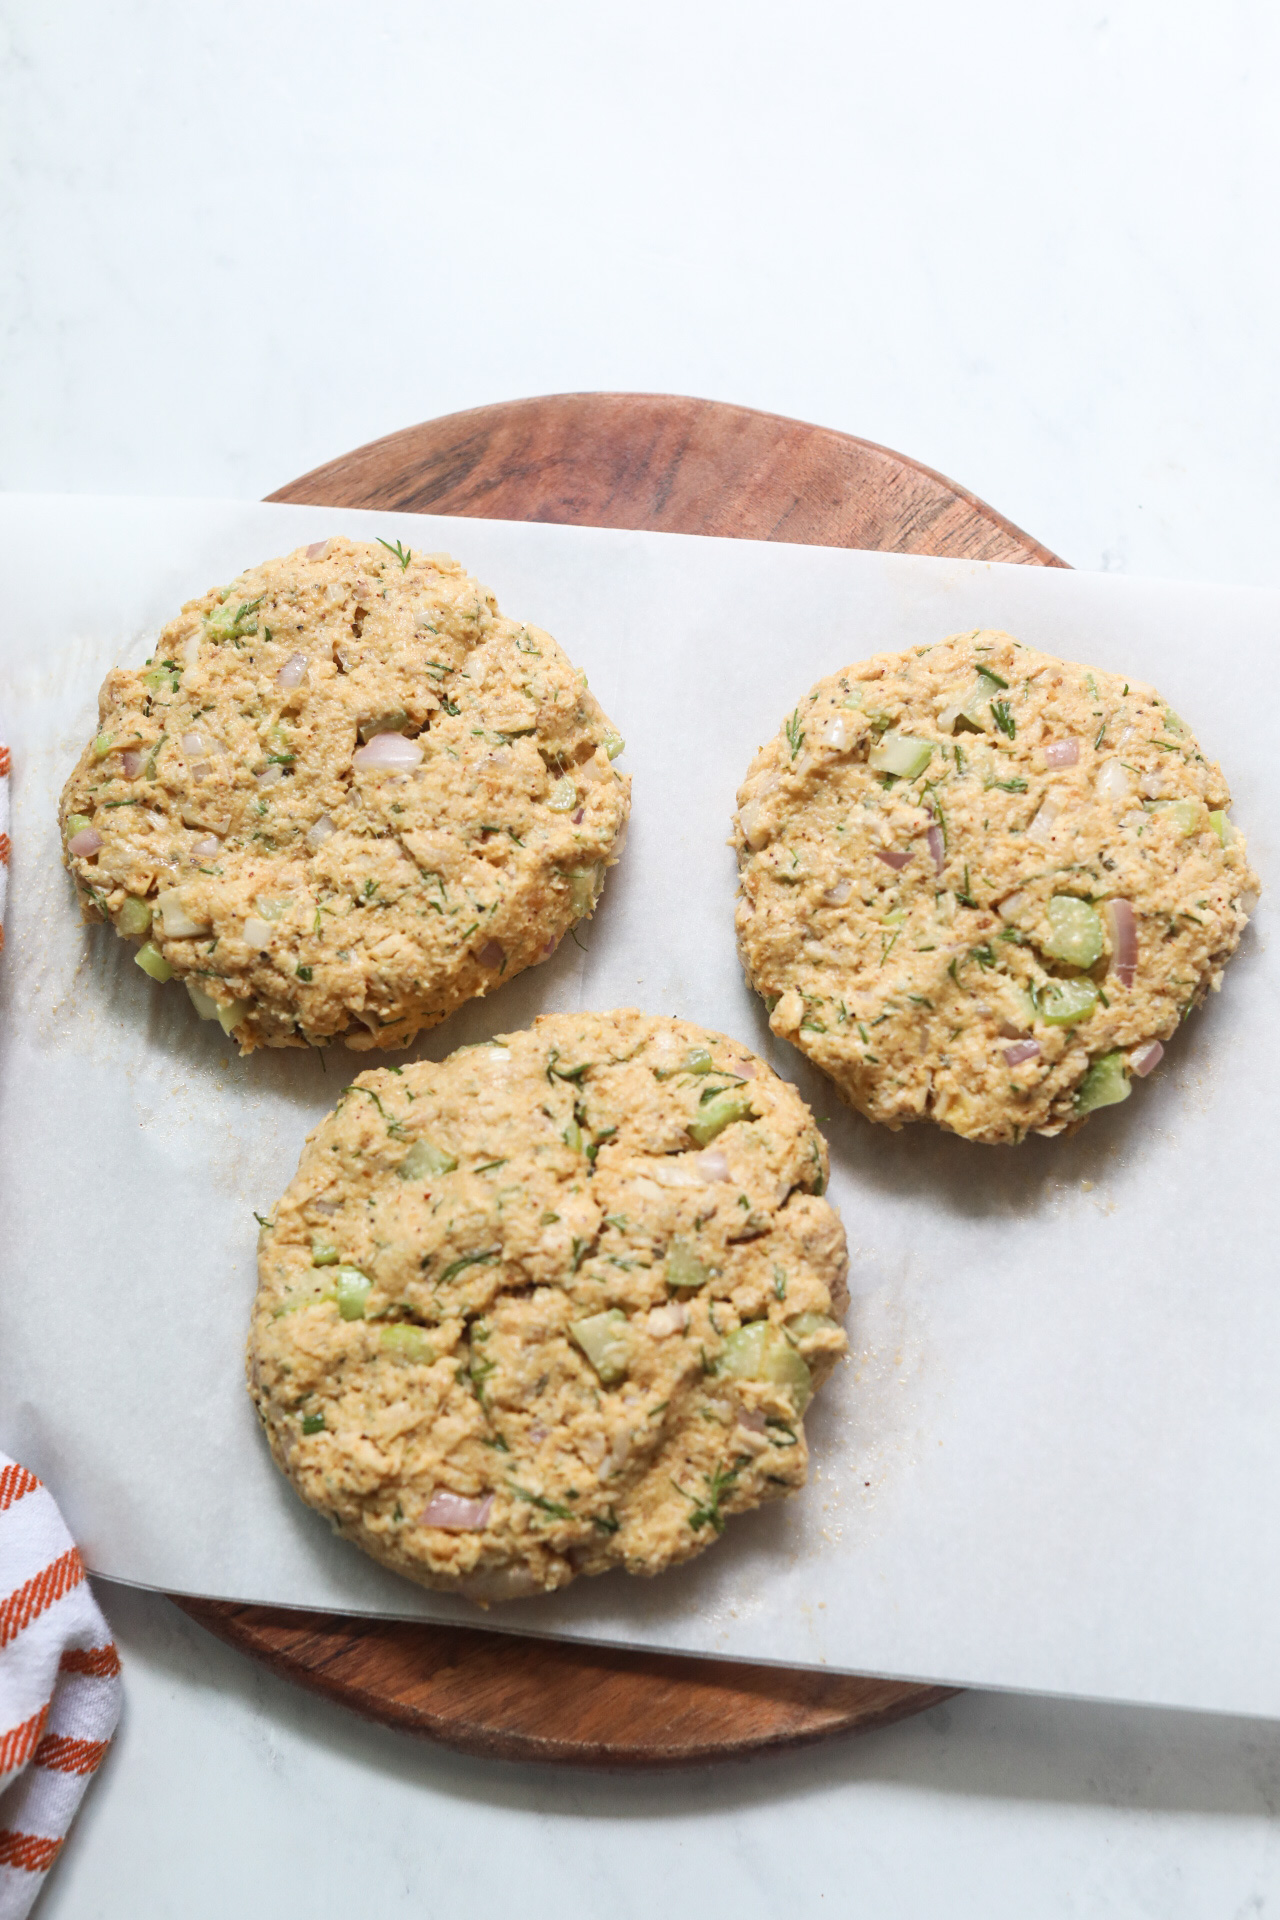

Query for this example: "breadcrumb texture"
[732,630,1259,1144]
[59,537,629,1052]
[247,1011,848,1602]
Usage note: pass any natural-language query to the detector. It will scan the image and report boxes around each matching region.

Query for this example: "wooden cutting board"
[177,393,1064,1767]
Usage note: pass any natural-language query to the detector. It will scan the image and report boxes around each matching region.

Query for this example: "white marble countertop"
[5,1,1280,1911]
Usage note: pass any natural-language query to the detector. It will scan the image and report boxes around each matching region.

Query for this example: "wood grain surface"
[177,391,1063,1767]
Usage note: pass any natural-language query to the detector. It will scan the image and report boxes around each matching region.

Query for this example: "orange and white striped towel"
[0,1459,122,1920]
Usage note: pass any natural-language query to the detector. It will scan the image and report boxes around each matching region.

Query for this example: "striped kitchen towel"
[0,1458,122,1918]
[0,719,119,1914]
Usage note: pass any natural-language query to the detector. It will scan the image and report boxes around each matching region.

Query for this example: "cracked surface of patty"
[732,630,1258,1143]
[247,1010,848,1602]
[59,537,629,1051]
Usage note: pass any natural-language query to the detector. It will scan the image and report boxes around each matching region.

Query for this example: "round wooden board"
[176,393,1064,1768]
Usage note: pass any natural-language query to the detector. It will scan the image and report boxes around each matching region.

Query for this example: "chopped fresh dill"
[509,1483,575,1520]
[376,537,413,571]
[439,1249,500,1285]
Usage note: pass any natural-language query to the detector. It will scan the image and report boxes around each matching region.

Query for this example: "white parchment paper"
[1,494,1277,1717]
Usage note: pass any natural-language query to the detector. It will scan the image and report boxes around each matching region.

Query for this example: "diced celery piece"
[215,998,250,1037]
[398,1139,458,1180]
[205,596,258,642]
[380,1325,436,1364]
[333,1268,372,1320]
[561,1118,583,1153]
[568,864,603,917]
[688,1089,753,1147]
[868,732,933,779]
[570,1308,629,1385]
[301,1412,326,1435]
[92,733,114,759]
[311,1242,340,1266]
[357,709,408,742]
[785,1312,839,1341]
[272,1280,336,1318]
[1076,1051,1131,1114]
[666,1240,711,1292]
[65,813,92,839]
[1156,798,1203,837]
[840,687,864,709]
[715,1322,813,1413]
[547,775,577,813]
[1163,708,1187,736]
[117,897,153,938]
[134,941,173,983]
[1209,810,1232,846]
[603,734,625,760]
[1041,896,1104,968]
[155,888,206,938]
[1001,984,1038,1031]
[1036,978,1099,1026]
[254,896,289,921]
[187,981,248,1034]
[654,1046,713,1080]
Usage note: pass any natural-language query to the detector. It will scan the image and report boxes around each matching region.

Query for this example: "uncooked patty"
[247,1010,848,1602]
[732,630,1258,1144]
[59,537,630,1052]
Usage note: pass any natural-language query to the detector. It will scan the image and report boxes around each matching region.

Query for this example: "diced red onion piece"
[1002,1040,1041,1067]
[122,750,144,779]
[998,891,1027,922]
[352,732,423,771]
[822,878,852,906]
[255,763,283,787]
[420,1491,493,1532]
[68,827,103,857]
[1027,800,1063,843]
[305,539,330,560]
[571,807,584,825]
[927,824,945,874]
[181,730,213,756]
[736,1408,768,1433]
[191,761,211,782]
[477,939,504,969]
[352,577,373,604]
[313,1198,340,1216]
[1130,1040,1164,1078]
[275,652,308,692]
[697,1150,730,1184]
[875,849,911,871]
[538,933,560,962]
[1044,738,1079,768]
[1096,759,1131,802]
[1103,898,1138,988]
[190,834,221,857]
[735,1059,756,1078]
[306,813,336,851]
